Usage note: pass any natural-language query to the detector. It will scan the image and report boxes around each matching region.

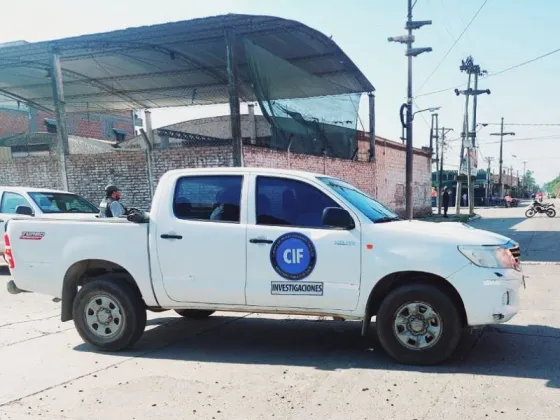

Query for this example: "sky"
[1,0,559,184]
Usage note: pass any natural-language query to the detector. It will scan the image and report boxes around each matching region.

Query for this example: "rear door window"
[173,175,243,223]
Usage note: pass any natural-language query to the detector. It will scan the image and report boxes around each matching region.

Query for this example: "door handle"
[249,238,273,244]
[160,234,183,240]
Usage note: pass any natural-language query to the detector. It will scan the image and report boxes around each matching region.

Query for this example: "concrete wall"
[0,142,431,216]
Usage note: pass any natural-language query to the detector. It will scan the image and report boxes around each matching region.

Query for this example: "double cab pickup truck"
[3,167,523,365]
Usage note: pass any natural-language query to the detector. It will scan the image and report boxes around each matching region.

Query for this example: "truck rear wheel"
[376,284,463,365]
[174,309,215,319]
[72,278,146,351]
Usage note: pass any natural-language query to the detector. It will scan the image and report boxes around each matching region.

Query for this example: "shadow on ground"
[74,315,560,388]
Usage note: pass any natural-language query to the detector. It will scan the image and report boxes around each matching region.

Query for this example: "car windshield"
[318,177,400,223]
[28,192,99,214]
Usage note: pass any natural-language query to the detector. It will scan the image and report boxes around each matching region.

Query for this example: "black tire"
[376,284,463,365]
[174,309,215,319]
[525,208,535,218]
[72,277,146,352]
[546,208,556,218]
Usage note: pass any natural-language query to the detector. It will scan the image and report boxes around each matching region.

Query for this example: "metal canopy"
[0,14,374,113]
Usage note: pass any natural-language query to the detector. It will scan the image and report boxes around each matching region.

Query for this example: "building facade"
[0,103,141,141]
[432,169,521,206]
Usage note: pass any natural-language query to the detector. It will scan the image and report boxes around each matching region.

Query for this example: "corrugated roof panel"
[0,14,373,112]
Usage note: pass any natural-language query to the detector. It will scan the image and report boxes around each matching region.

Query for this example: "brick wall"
[0,142,431,216]
[66,152,151,209]
[0,109,28,137]
[243,144,432,217]
[0,156,62,190]
[1,107,134,141]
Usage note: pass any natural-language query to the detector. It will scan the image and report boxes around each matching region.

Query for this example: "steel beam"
[225,29,243,167]
[50,50,69,191]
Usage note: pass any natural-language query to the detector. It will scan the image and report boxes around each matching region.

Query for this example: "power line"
[415,45,560,98]
[483,122,560,127]
[416,83,466,98]
[480,135,560,145]
[485,47,560,78]
[416,0,489,93]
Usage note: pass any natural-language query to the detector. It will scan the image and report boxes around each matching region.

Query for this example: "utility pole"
[522,160,527,197]
[490,118,515,197]
[437,127,453,214]
[454,57,490,214]
[454,73,471,213]
[484,157,494,205]
[388,1,432,220]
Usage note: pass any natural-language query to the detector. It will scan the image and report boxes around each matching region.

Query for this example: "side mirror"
[322,207,355,230]
[15,205,34,216]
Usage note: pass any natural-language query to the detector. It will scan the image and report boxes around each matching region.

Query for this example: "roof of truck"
[164,167,334,180]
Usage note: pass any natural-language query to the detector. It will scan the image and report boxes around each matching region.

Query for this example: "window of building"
[0,192,31,214]
[173,175,243,223]
[44,118,57,134]
[255,176,340,228]
[113,128,127,142]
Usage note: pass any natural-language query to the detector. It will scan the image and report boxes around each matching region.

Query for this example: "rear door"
[155,174,248,305]
[245,174,361,311]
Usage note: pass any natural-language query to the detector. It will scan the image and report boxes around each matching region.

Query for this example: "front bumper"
[448,264,523,326]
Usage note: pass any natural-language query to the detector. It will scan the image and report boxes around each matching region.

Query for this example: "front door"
[155,174,247,305]
[245,175,361,311]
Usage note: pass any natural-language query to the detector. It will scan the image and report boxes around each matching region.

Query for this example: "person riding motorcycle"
[98,185,126,218]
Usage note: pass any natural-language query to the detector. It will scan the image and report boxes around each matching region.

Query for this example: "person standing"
[442,186,450,218]
[98,185,126,218]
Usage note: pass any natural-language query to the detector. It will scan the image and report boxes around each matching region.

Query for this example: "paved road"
[0,211,559,419]
[470,202,560,262]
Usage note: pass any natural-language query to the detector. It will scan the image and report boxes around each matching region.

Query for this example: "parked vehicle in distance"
[4,168,523,366]
[0,187,99,256]
[525,200,556,218]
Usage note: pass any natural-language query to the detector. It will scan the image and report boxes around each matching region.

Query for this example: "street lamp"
[413,106,441,118]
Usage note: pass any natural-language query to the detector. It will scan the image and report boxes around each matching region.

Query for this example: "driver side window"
[255,176,340,228]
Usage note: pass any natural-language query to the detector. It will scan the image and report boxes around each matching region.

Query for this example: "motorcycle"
[525,201,556,218]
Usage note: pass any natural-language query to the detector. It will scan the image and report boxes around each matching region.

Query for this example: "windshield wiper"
[373,216,400,224]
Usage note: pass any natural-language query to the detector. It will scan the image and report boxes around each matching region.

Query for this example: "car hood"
[371,220,514,246]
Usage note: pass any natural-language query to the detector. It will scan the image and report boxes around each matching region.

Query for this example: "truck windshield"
[318,177,400,223]
[28,192,99,214]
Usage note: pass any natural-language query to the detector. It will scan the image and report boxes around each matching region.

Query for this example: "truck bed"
[6,217,150,299]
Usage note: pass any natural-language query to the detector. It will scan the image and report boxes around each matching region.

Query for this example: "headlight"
[458,245,518,270]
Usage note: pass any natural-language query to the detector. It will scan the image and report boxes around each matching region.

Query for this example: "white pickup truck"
[3,167,523,365]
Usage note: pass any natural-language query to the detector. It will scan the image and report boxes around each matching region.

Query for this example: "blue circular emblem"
[270,232,316,280]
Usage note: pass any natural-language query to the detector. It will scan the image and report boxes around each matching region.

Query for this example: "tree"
[545,174,560,196]
[522,170,538,194]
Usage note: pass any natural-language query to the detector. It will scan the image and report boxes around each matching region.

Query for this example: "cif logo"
[270,232,316,280]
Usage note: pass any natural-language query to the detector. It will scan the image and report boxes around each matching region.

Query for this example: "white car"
[3,168,523,365]
[0,186,99,255]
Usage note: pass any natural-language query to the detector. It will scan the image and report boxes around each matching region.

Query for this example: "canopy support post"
[225,29,243,167]
[50,49,69,190]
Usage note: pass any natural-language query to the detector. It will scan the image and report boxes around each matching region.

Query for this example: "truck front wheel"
[174,309,215,319]
[72,278,146,351]
[376,284,463,365]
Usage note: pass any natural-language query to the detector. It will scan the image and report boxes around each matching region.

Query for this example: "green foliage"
[545,173,560,195]
[522,170,539,193]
